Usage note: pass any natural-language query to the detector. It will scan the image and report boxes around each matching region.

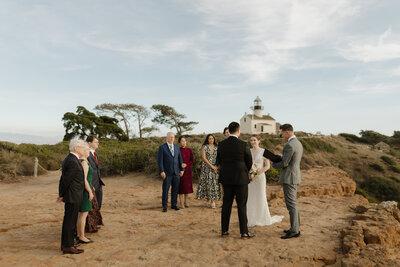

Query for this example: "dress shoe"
[171,206,180,211]
[221,231,229,237]
[162,207,167,212]
[78,238,94,244]
[281,231,301,239]
[62,246,84,254]
[283,229,291,234]
[241,232,256,239]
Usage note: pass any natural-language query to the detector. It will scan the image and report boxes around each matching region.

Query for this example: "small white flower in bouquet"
[249,164,258,182]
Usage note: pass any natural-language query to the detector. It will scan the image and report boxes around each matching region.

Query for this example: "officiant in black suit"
[216,122,255,239]
[58,140,86,254]
[87,135,105,209]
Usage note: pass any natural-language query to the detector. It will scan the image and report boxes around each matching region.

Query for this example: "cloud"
[57,65,91,71]
[347,83,395,94]
[340,27,400,62]
[81,32,194,57]
[191,0,364,83]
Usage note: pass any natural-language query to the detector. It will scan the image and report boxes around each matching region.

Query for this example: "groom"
[217,122,255,239]
[272,124,303,239]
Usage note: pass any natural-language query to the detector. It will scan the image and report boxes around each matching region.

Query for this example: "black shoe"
[281,231,301,239]
[241,232,256,239]
[283,229,291,234]
[78,238,94,244]
[171,206,180,211]
[162,207,167,212]
[221,231,229,237]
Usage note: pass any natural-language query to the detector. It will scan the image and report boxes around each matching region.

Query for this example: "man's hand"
[180,171,184,177]
[160,172,166,179]
[182,163,187,168]
[56,197,63,203]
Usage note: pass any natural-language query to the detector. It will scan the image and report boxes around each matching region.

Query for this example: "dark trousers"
[95,186,103,210]
[162,175,180,208]
[61,202,80,247]
[221,184,249,234]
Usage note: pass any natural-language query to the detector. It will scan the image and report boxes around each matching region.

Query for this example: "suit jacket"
[272,137,303,185]
[216,136,253,185]
[88,151,105,190]
[157,143,184,176]
[58,153,85,204]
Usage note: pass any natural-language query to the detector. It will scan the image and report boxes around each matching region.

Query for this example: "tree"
[62,106,128,141]
[94,103,131,140]
[95,103,157,138]
[151,104,198,135]
[359,130,388,145]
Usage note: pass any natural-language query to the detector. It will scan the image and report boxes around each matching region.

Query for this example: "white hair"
[69,139,87,152]
[166,132,175,137]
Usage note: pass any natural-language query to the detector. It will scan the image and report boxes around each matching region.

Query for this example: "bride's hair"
[251,135,261,141]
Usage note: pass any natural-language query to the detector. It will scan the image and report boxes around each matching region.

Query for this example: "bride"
[247,135,284,227]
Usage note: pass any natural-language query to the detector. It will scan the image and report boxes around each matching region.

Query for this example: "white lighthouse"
[240,96,279,134]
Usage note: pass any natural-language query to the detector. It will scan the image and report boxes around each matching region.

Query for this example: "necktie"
[94,152,98,165]
[169,144,174,156]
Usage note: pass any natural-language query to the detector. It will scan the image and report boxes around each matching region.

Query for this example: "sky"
[1,0,400,143]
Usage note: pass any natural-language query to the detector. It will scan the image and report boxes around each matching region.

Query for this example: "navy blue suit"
[157,143,184,208]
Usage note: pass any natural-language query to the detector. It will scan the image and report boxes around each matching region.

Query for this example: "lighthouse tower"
[253,96,263,117]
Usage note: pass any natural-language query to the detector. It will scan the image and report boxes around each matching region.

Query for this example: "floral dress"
[196,144,221,200]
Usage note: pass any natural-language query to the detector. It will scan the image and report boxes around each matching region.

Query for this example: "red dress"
[178,147,194,194]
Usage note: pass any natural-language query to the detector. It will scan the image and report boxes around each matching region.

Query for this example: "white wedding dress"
[247,148,284,227]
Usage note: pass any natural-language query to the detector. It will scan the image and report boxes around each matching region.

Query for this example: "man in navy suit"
[157,132,184,212]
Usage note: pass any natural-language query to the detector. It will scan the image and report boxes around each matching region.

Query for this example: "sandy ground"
[0,170,365,266]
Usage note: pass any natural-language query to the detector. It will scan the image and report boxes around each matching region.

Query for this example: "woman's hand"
[89,191,94,201]
[256,168,263,175]
[213,166,218,174]
[182,163,187,168]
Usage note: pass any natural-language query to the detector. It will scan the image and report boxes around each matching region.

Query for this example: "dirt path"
[0,170,366,266]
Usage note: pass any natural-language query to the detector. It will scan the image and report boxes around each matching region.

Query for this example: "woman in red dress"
[178,136,194,208]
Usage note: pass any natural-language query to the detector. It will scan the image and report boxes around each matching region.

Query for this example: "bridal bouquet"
[249,164,258,182]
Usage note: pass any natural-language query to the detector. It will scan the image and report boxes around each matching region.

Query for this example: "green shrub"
[355,187,379,203]
[390,165,400,174]
[369,163,384,172]
[360,177,400,203]
[381,155,395,165]
[339,133,366,143]
[299,138,337,154]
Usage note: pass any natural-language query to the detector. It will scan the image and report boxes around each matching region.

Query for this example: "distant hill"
[0,132,62,145]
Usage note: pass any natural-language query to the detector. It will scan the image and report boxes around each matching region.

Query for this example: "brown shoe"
[62,246,84,254]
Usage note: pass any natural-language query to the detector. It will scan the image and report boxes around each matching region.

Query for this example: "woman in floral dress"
[196,134,221,208]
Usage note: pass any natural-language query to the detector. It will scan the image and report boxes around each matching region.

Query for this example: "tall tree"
[95,103,157,138]
[62,106,127,141]
[94,103,131,140]
[126,104,156,138]
[151,104,198,135]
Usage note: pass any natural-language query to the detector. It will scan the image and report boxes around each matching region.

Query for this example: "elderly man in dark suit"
[217,122,255,239]
[86,135,105,209]
[58,139,86,254]
[157,132,184,212]
[272,124,303,239]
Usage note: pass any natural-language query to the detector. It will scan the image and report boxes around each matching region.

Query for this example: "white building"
[240,96,279,135]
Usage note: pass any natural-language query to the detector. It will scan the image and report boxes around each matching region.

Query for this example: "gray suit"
[272,137,303,233]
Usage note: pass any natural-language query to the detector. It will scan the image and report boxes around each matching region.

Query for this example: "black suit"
[216,136,252,234]
[88,151,105,209]
[58,153,85,247]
